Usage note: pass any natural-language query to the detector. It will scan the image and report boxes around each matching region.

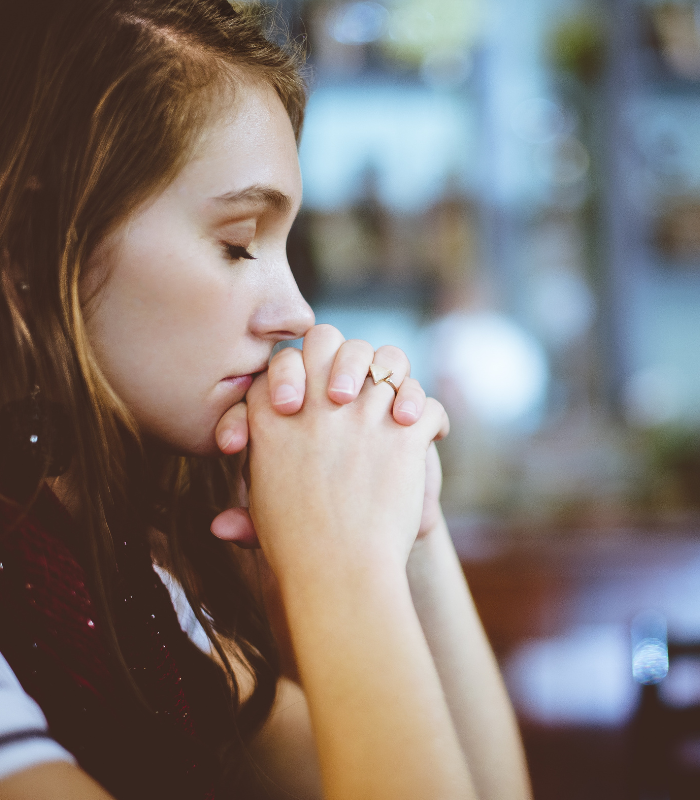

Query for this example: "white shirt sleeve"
[153,563,211,654]
[0,650,75,782]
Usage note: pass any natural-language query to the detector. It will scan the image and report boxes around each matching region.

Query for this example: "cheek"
[80,211,260,453]
[96,221,195,328]
[87,240,253,392]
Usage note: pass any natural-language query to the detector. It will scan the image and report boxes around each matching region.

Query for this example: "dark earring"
[0,386,74,495]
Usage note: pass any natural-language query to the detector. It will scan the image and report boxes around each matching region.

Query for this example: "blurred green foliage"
[548,12,607,83]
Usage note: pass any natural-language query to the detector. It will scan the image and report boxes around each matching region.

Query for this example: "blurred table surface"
[449,520,700,798]
[450,518,700,656]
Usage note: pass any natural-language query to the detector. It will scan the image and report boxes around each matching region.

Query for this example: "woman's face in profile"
[81,79,314,456]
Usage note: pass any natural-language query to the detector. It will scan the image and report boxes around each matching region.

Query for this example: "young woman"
[0,1,532,798]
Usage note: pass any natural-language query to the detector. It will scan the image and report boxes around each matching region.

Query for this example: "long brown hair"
[0,0,306,753]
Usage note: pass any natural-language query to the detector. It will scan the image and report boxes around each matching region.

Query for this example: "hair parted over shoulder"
[0,0,307,770]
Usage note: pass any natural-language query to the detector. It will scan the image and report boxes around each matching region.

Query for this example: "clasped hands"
[210,324,449,570]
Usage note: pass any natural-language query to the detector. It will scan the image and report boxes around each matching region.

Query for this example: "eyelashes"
[223,243,256,261]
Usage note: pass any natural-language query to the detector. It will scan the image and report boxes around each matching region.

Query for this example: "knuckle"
[377,344,410,371]
[310,323,342,341]
[304,324,346,358]
[402,377,425,396]
[344,339,374,359]
[377,344,404,360]
[425,396,444,416]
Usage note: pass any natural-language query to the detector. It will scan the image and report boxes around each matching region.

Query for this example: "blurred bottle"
[631,610,669,686]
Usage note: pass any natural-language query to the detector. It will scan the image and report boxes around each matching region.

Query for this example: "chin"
[142,426,222,460]
[178,434,224,459]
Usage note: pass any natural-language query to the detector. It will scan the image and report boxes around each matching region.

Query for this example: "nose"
[249,260,315,342]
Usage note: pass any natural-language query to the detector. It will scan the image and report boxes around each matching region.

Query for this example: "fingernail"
[331,374,355,395]
[218,429,236,451]
[398,400,418,419]
[273,384,298,406]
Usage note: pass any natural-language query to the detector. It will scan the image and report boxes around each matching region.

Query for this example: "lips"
[221,364,269,391]
[221,374,254,393]
[220,359,269,397]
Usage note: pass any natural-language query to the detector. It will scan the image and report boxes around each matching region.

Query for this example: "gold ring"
[383,377,399,395]
[368,364,399,396]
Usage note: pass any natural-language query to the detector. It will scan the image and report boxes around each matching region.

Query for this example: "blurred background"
[268,0,700,796]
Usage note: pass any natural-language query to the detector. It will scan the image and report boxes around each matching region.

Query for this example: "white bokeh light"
[430,312,549,426]
[328,2,389,45]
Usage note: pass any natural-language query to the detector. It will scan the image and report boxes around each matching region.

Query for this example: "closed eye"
[223,243,256,261]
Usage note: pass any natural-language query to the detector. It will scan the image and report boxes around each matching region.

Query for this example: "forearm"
[247,678,323,800]
[0,762,115,800]
[278,556,477,800]
[407,515,532,800]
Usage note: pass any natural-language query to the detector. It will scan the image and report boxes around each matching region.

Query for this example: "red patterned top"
[0,488,234,799]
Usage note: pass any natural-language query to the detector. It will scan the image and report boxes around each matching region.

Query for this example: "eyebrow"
[212,185,294,215]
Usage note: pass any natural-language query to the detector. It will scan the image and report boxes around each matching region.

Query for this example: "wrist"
[414,506,448,549]
[260,513,414,597]
[407,511,456,587]
[277,544,409,618]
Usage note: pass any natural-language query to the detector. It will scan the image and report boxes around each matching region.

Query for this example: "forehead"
[171,78,302,210]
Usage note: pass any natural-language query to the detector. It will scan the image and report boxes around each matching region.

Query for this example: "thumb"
[210,507,260,549]
[215,401,249,454]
